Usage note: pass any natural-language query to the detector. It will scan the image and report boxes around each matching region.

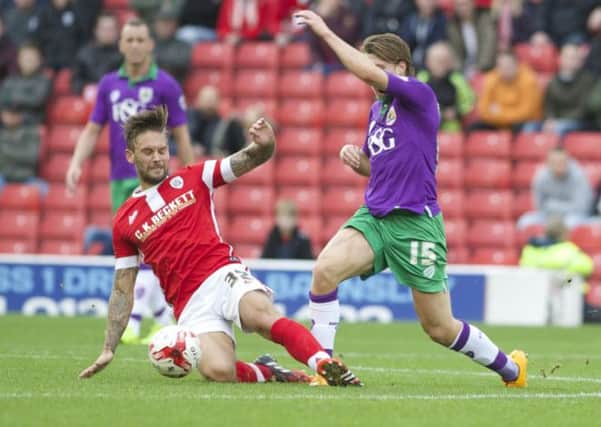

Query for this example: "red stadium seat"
[236,42,279,69]
[515,42,558,73]
[591,253,601,280]
[464,160,511,189]
[41,154,87,184]
[470,248,519,265]
[465,131,512,159]
[43,184,86,212]
[228,185,275,215]
[278,71,324,99]
[275,157,321,186]
[39,240,83,255]
[512,132,559,161]
[52,69,72,96]
[39,212,85,240]
[465,190,513,220]
[513,190,534,219]
[324,128,365,155]
[570,224,601,252]
[447,246,469,264]
[321,187,363,216]
[586,281,601,307]
[320,215,348,245]
[190,42,234,69]
[325,71,372,99]
[436,159,464,189]
[234,243,263,259]
[321,156,367,187]
[277,187,321,215]
[88,211,113,228]
[0,211,39,240]
[298,215,322,246]
[512,161,542,190]
[325,99,370,128]
[87,184,112,212]
[437,132,463,158]
[444,218,467,247]
[234,70,277,98]
[90,155,111,183]
[0,239,36,254]
[184,70,233,100]
[233,98,277,120]
[467,220,516,248]
[114,9,137,28]
[234,161,274,186]
[103,0,129,7]
[277,127,322,157]
[277,100,324,127]
[438,189,464,219]
[0,184,41,211]
[280,42,312,69]
[564,132,601,161]
[47,96,91,125]
[46,125,83,153]
[227,216,273,245]
[582,162,601,189]
[516,223,544,247]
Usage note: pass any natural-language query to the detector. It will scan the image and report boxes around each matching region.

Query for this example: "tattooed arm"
[79,267,138,379]
[228,117,276,178]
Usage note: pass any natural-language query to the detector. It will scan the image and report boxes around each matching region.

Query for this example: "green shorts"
[110,178,139,213]
[344,206,448,293]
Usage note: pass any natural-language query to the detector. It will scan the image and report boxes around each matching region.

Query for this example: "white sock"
[309,291,340,356]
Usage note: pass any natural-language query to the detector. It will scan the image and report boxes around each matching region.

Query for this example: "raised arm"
[228,118,275,178]
[79,266,138,379]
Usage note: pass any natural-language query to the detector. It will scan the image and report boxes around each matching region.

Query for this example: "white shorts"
[177,263,273,342]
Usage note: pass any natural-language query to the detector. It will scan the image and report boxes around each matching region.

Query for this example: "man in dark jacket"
[261,200,314,260]
[3,0,39,46]
[401,0,447,70]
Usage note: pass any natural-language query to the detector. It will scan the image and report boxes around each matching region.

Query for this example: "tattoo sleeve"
[229,141,275,178]
[104,267,138,352]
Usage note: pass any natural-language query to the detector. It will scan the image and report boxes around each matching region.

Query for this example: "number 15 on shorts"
[409,241,436,266]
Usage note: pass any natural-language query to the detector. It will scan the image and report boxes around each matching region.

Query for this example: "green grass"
[1,316,601,427]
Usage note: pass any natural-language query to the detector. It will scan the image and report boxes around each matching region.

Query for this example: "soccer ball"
[148,325,202,378]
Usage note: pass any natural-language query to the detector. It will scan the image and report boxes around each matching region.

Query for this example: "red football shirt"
[112,159,239,319]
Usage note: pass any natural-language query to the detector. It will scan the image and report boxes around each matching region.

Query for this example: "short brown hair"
[361,33,415,76]
[124,106,168,150]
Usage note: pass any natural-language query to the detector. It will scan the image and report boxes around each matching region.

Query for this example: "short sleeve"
[385,72,436,110]
[90,76,109,125]
[162,73,188,129]
[112,220,139,270]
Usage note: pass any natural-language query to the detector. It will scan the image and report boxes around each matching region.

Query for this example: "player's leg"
[139,272,174,344]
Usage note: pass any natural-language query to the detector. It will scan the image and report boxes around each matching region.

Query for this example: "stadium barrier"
[0,255,583,327]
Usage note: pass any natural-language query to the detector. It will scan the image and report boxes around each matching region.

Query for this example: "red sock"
[270,318,327,367]
[235,361,272,383]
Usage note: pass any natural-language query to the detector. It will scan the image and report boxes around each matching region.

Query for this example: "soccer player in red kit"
[79,106,361,386]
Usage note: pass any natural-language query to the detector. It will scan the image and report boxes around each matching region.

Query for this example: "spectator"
[401,0,447,70]
[517,147,593,229]
[307,0,359,74]
[3,0,39,47]
[491,0,544,48]
[519,215,593,277]
[34,0,85,70]
[474,50,542,130]
[176,0,221,43]
[0,15,17,82]
[0,101,45,193]
[70,11,121,94]
[447,0,497,75]
[531,0,598,46]
[261,199,313,260]
[524,43,596,137]
[153,7,191,84]
[0,42,51,124]
[73,0,103,41]
[417,42,475,132]
[350,0,415,40]
[584,6,601,76]
[187,85,246,157]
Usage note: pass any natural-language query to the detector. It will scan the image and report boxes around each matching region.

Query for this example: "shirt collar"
[118,62,158,86]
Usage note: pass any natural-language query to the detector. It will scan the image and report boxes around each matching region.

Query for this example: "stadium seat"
[227,216,273,245]
[43,184,86,212]
[39,240,83,255]
[321,156,367,187]
[39,212,85,240]
[437,132,463,158]
[516,223,544,247]
[0,211,39,240]
[88,211,113,228]
[41,154,81,183]
[234,70,278,98]
[570,224,601,252]
[275,157,321,186]
[234,243,263,259]
[512,161,542,189]
[47,96,91,125]
[325,71,372,99]
[298,215,322,246]
[591,253,601,280]
[234,161,274,186]
[325,99,370,128]
[444,218,467,247]
[278,71,324,99]
[87,184,112,212]
[586,281,601,307]
[464,160,511,189]
[581,162,601,189]
[277,187,321,215]
[465,131,512,159]
[436,159,463,189]
[320,215,348,245]
[90,155,111,183]
[0,184,41,211]
[183,70,233,100]
[280,42,312,69]
[277,127,322,157]
[321,187,363,216]
[515,42,558,73]
[52,69,72,96]
[513,190,534,219]
[467,220,516,248]
[470,248,519,265]
[228,185,275,215]
[447,246,468,264]
[438,189,464,219]
[324,128,365,155]
[233,98,277,120]
[103,0,129,8]
[114,9,137,28]
[190,42,234,69]
[512,132,559,161]
[277,100,324,127]
[0,239,36,254]
[235,42,279,69]
[564,132,601,161]
[465,190,514,221]
[46,125,83,153]
[82,83,98,104]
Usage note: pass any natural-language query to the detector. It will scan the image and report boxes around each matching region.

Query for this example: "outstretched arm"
[79,267,138,379]
[228,117,276,178]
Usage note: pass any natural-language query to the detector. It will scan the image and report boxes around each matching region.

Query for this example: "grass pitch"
[1,315,600,427]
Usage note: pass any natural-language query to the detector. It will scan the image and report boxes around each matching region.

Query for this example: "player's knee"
[202,362,236,382]
[423,324,454,346]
